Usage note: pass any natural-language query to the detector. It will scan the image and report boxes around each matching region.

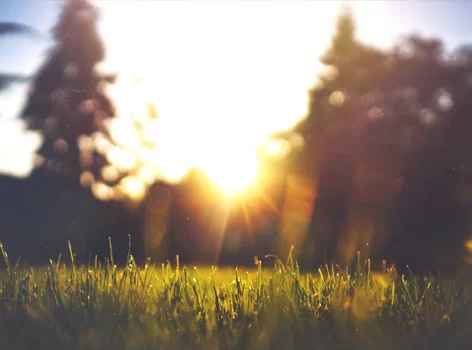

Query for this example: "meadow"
[0,239,471,350]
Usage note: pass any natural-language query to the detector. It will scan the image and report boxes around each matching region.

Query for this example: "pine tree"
[297,11,468,273]
[21,0,115,183]
[295,11,387,267]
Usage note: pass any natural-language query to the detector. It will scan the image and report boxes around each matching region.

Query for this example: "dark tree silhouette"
[0,73,28,91]
[0,22,41,36]
[294,10,471,273]
[0,0,146,264]
[297,11,388,268]
[387,37,472,274]
[20,0,115,183]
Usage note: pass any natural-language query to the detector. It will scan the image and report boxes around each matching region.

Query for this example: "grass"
[0,238,471,350]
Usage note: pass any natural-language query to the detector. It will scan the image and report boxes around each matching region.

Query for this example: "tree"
[295,9,470,273]
[296,11,388,268]
[8,0,139,263]
[387,37,472,273]
[20,0,115,183]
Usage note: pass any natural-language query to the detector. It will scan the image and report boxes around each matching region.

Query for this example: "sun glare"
[95,1,342,197]
[203,150,259,196]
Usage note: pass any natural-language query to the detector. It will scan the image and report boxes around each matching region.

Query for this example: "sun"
[202,150,259,196]
[212,167,257,196]
[94,1,338,198]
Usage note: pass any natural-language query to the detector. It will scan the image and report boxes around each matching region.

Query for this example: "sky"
[1,0,472,180]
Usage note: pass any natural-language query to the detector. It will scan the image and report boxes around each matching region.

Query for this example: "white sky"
[96,1,343,187]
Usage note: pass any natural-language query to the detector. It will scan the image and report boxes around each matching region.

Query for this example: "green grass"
[0,239,471,350]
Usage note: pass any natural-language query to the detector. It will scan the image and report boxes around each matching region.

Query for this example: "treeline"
[1,1,472,274]
[293,13,472,273]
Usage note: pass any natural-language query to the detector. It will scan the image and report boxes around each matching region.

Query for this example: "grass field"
[0,239,471,350]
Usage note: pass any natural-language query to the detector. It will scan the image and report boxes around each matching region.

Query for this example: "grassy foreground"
[0,241,471,350]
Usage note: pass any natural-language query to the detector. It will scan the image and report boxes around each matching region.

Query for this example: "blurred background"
[1,0,472,274]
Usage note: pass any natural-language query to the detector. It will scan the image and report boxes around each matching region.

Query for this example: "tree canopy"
[21,0,115,184]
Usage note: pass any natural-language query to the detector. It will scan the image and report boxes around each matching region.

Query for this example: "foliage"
[20,0,115,182]
[0,242,471,350]
[296,11,389,268]
[295,10,472,273]
[0,73,29,91]
[0,22,41,37]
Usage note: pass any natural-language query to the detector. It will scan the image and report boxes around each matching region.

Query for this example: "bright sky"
[95,1,341,194]
[1,0,472,186]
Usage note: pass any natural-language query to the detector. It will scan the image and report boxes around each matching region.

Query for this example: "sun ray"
[215,201,232,264]
[254,187,280,214]
[241,199,254,235]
